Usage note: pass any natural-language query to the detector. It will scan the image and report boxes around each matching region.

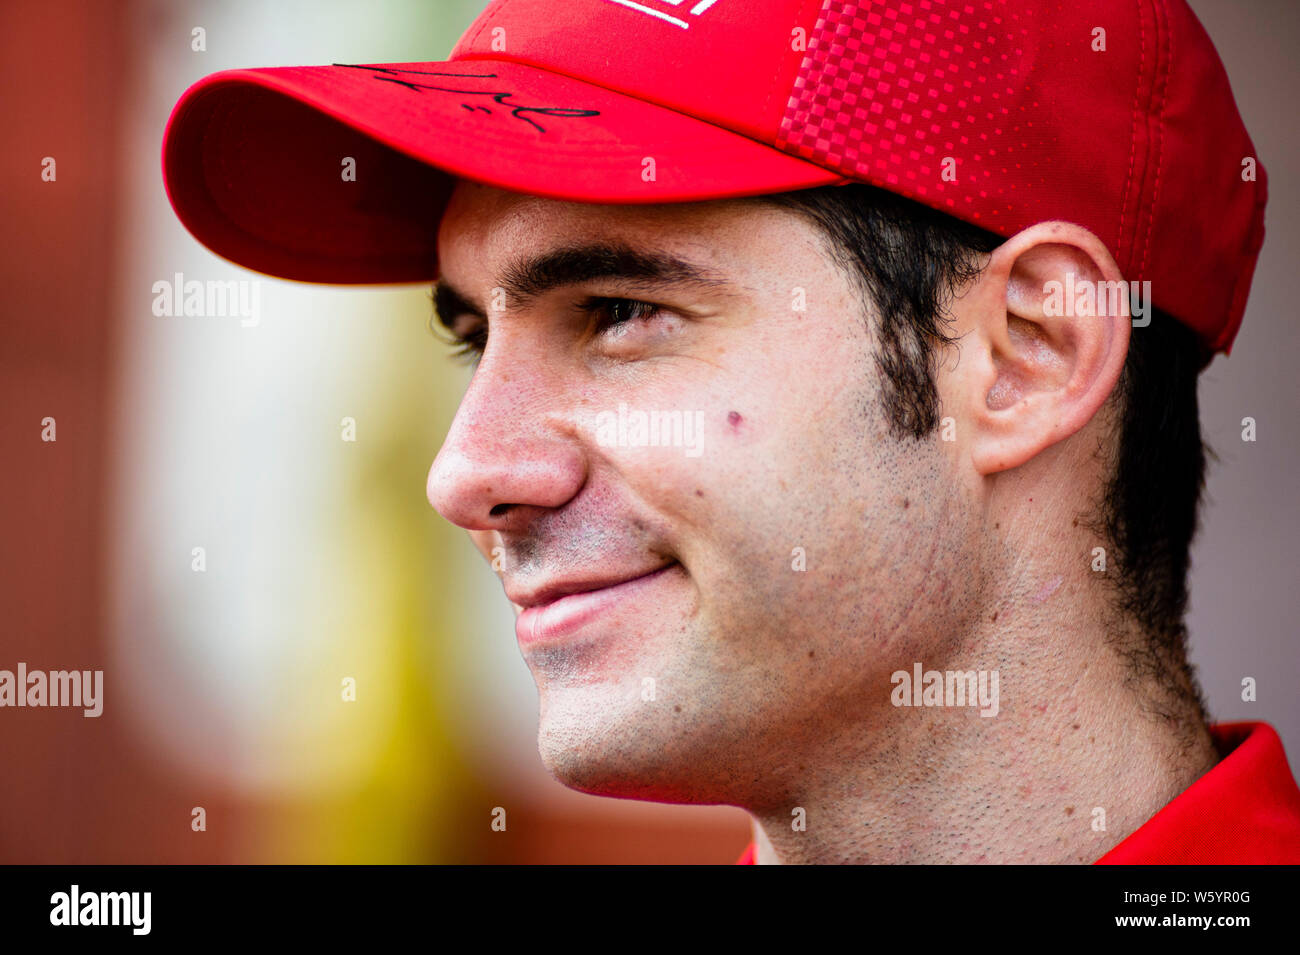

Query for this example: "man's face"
[428,181,982,806]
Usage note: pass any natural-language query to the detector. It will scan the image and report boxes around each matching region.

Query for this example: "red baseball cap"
[161,0,1266,356]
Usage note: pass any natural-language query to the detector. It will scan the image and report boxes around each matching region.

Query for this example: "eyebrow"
[432,241,733,330]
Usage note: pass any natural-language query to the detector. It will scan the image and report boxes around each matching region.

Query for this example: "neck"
[746,597,1219,864]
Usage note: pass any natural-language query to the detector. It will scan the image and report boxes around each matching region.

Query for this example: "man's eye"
[577,296,666,341]
[434,297,669,363]
[437,322,486,366]
[450,324,487,364]
[426,293,487,366]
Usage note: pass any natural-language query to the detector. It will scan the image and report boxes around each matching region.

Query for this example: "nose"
[426,353,587,533]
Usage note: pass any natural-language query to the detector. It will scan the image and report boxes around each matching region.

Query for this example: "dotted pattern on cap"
[777,0,1030,220]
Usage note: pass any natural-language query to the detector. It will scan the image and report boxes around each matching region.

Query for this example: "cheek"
[700,379,882,586]
[639,407,806,580]
[592,403,765,569]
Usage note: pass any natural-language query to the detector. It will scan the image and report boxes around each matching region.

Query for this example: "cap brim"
[161,59,844,284]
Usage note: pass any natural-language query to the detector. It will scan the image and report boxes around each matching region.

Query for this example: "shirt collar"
[1096,721,1300,864]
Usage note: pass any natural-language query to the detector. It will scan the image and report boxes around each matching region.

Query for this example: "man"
[162,0,1300,863]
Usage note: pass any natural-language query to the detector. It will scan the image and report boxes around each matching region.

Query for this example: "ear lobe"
[963,221,1131,476]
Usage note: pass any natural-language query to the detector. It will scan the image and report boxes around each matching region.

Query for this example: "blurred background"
[0,0,1295,863]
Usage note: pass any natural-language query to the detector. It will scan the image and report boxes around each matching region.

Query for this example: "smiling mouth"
[513,563,679,646]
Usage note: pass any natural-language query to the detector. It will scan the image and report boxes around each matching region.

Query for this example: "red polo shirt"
[734,721,1300,864]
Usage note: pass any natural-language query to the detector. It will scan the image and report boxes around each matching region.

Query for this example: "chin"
[534,702,735,805]
[540,751,710,805]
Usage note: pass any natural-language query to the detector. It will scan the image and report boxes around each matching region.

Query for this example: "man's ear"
[954,221,1131,476]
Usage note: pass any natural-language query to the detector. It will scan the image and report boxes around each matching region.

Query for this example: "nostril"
[489,503,512,518]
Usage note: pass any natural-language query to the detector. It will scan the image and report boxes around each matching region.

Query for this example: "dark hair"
[750,183,1212,731]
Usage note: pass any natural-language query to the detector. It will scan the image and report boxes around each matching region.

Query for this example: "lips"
[506,565,670,609]
[512,563,678,646]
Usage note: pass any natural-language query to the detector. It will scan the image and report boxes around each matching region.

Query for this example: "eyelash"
[437,296,665,365]
[577,296,664,334]
[446,325,487,366]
